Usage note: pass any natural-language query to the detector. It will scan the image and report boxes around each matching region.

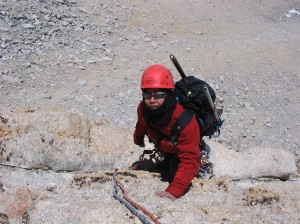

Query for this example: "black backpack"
[168,55,224,146]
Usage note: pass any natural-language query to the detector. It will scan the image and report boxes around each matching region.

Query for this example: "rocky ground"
[0,0,300,223]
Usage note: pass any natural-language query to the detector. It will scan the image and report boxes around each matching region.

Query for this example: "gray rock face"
[0,109,299,223]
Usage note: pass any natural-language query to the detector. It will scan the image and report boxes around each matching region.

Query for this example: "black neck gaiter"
[143,92,177,129]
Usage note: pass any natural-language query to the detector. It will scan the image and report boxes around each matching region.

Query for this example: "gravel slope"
[1,0,299,154]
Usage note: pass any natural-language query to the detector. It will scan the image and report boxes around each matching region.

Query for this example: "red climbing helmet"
[140,64,175,89]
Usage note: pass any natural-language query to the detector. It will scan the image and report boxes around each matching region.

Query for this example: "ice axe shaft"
[170,54,186,78]
[204,86,222,125]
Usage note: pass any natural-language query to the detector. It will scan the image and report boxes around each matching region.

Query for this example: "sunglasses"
[142,91,169,100]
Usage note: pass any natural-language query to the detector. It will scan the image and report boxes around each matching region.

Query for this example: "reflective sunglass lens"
[142,92,151,99]
[154,92,167,99]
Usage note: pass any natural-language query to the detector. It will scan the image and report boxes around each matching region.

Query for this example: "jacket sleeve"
[133,102,147,145]
[165,116,200,198]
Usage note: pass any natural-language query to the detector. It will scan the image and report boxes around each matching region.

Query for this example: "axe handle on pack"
[170,54,186,79]
[204,86,222,125]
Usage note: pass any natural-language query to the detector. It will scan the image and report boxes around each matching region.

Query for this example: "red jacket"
[134,101,200,198]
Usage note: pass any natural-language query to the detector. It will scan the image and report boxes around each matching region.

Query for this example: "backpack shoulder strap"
[169,109,194,146]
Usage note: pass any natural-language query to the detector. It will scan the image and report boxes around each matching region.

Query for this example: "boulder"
[0,186,32,219]
[0,108,139,172]
[208,140,297,180]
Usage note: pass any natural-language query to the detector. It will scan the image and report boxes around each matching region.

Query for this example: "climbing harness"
[112,169,161,224]
[129,147,165,171]
[139,148,165,164]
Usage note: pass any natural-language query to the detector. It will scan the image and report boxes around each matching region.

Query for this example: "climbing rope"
[112,169,161,224]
